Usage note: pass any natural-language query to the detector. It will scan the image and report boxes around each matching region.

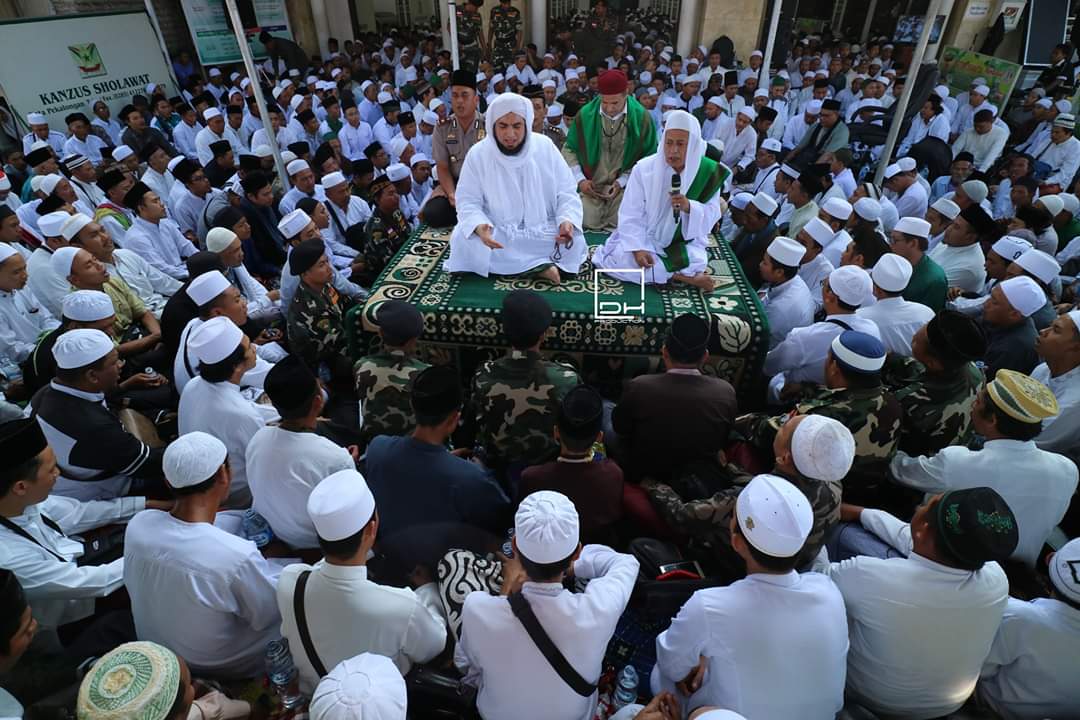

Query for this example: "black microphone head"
[671,172,681,189]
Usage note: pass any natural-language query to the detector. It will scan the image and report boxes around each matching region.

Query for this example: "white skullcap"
[38,211,70,238]
[491,73,504,84]
[1049,537,1080,604]
[0,245,17,264]
[50,246,82,278]
[871,253,913,292]
[1055,99,1073,113]
[853,197,881,222]
[647,87,659,97]
[403,66,417,81]
[804,99,823,114]
[388,135,410,160]
[754,88,770,99]
[821,197,852,221]
[736,474,813,558]
[167,155,186,172]
[547,104,563,119]
[278,209,311,238]
[564,68,579,80]
[1038,194,1065,217]
[281,151,298,164]
[322,171,347,188]
[0,174,9,192]
[1036,97,1053,109]
[241,78,252,89]
[289,94,305,111]
[410,153,431,167]
[376,91,393,104]
[188,316,243,365]
[894,216,931,239]
[310,654,406,720]
[27,112,47,125]
[422,110,439,126]
[360,80,373,92]
[164,431,228,489]
[961,179,989,204]
[828,265,872,306]
[991,235,1032,261]
[203,108,222,121]
[706,96,725,108]
[761,138,782,153]
[209,67,222,77]
[287,159,310,176]
[694,711,747,720]
[29,175,46,193]
[731,192,754,210]
[750,192,778,217]
[897,156,916,171]
[40,174,63,196]
[386,163,410,182]
[52,328,114,369]
[206,227,239,253]
[253,144,273,158]
[766,236,805,267]
[931,197,961,220]
[639,71,652,84]
[515,490,580,564]
[1000,276,1045,317]
[973,84,990,96]
[61,213,94,242]
[430,98,445,111]
[30,140,50,152]
[790,415,855,482]
[1058,193,1080,215]
[1014,249,1060,285]
[112,145,134,161]
[803,217,833,247]
[308,469,376,541]
[62,290,114,322]
[542,79,556,89]
[272,86,284,99]
[934,84,950,98]
[185,270,231,305]
[737,106,757,121]
[883,163,903,179]
[751,49,764,58]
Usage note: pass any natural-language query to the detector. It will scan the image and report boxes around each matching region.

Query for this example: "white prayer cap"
[164,432,228,489]
[253,144,273,158]
[0,174,9,192]
[853,197,881,222]
[377,91,393,104]
[639,71,652,84]
[387,135,410,161]
[730,192,754,210]
[322,171,347,188]
[310,654,406,720]
[821,197,852,221]
[0,245,16,264]
[804,99,823,114]
[676,73,688,85]
[1036,97,1053,109]
[1058,193,1080,215]
[203,107,222,121]
[827,265,872,306]
[803,217,833,247]
[803,71,816,79]
[1055,99,1074,114]
[281,151,298,164]
[815,70,829,78]
[737,107,757,121]
[779,163,801,179]
[241,78,252,90]
[289,94,305,111]
[973,84,990,97]
[894,216,931,239]
[39,211,71,238]
[188,316,244,365]
[491,73,504,84]
[564,68,579,80]
[1038,194,1066,217]
[307,469,376,541]
[871,253,913,292]
[706,96,725,108]
[29,175,46,193]
[27,111,52,126]
[185,270,231,306]
[278,209,311,239]
[546,104,563,119]
[684,73,703,86]
[230,71,240,81]
[271,86,284,99]
[766,236,805,267]
[647,87,659,97]
[286,159,310,177]
[961,179,989,204]
[930,197,961,220]
[386,163,410,182]
[410,153,431,168]
[50,246,81,278]
[694,711,746,719]
[659,52,671,62]
[209,67,222,77]
[53,328,114,369]
[542,79,556,90]
[751,49,764,58]
[1014,249,1060,285]
[429,99,444,111]
[421,110,439,126]
[735,474,813,558]
[205,227,238,253]
[403,66,417,81]
[754,89,769,99]
[167,155,186,172]
[113,145,134,161]
[790,415,854,482]
[515,490,580,564]
[750,192,778,217]
[360,79,373,92]
[1049,537,1080,604]
[62,290,114,322]
[1000,276,1045,317]
[991,235,1032,261]
[40,174,64,196]
[882,163,903,180]
[30,140,49,152]
[760,138,782,153]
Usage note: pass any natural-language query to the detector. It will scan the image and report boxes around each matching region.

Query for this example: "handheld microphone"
[671,173,681,224]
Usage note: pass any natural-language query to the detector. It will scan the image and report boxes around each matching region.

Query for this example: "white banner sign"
[0,12,175,132]
[180,0,293,66]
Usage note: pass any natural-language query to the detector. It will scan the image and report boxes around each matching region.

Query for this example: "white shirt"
[278,562,447,694]
[278,184,327,217]
[106,248,180,317]
[92,116,123,146]
[1032,362,1080,462]
[816,509,1009,719]
[225,263,280,321]
[325,195,372,250]
[890,439,1078,567]
[764,313,881,386]
[455,545,638,720]
[762,275,814,349]
[654,571,848,720]
[178,377,279,505]
[796,253,833,314]
[0,495,142,629]
[506,64,539,86]
[1033,135,1080,187]
[26,248,70,319]
[121,216,196,280]
[195,126,229,166]
[898,113,951,156]
[927,241,986,295]
[978,597,1080,719]
[782,116,813,150]
[855,296,934,356]
[339,119,375,161]
[63,135,109,165]
[951,125,1008,172]
[245,426,354,549]
[715,116,757,171]
[172,120,202,160]
[69,178,105,211]
[894,181,929,220]
[23,130,66,156]
[372,117,400,148]
[0,286,57,378]
[123,510,282,676]
[173,317,275,395]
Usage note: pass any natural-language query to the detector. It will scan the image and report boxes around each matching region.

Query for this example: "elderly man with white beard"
[444,93,586,285]
[595,110,728,292]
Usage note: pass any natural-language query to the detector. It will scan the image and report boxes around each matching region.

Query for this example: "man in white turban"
[595,110,728,291]
[445,93,586,284]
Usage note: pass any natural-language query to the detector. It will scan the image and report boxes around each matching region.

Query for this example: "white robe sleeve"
[681,192,723,243]
[454,152,495,237]
[612,165,652,253]
[552,148,584,230]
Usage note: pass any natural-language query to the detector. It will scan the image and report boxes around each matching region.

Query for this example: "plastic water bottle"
[242,509,274,548]
[265,639,304,710]
[613,665,639,710]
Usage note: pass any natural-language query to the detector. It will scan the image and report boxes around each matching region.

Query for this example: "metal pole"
[223,0,290,190]
[448,0,460,70]
[760,0,784,87]
[873,0,946,187]
[860,0,879,44]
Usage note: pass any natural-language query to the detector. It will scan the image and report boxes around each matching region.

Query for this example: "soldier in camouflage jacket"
[358,176,412,287]
[286,239,349,373]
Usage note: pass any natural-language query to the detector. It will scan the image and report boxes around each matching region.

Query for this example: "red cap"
[597,69,629,95]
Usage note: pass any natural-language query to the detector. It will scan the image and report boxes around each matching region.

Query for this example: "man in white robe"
[445,94,585,284]
[595,110,725,291]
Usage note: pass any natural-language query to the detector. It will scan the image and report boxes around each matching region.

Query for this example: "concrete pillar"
[441,0,451,52]
[309,0,331,58]
[356,0,376,33]
[676,0,701,57]
[284,0,320,59]
[860,0,879,43]
[698,0,769,62]
[530,0,547,54]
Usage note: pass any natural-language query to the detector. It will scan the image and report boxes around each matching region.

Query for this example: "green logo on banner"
[69,43,106,78]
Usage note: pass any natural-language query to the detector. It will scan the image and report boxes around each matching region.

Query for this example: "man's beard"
[496,136,525,156]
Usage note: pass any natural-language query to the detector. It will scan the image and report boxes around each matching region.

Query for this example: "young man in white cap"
[1031,310,1080,465]
[338,101,375,163]
[123,431,282,677]
[978,536,1080,717]
[817,196,853,267]
[980,275,1043,377]
[22,113,66,157]
[883,158,928,219]
[1031,113,1080,192]
[889,217,948,312]
[409,153,434,210]
[949,83,995,140]
[121,182,196,281]
[309,653,407,720]
[781,99,820,153]
[194,108,229,167]
[278,159,326,217]
[794,216,836,313]
[205,223,281,321]
[654,474,848,719]
[25,210,74,319]
[0,243,58,385]
[177,316,278,506]
[759,235,814,349]
[455,490,638,720]
[60,153,104,210]
[854,254,934,356]
[277,468,447,694]
[927,204,991,295]
[732,191,780,288]
[925,196,959,251]
[321,171,372,250]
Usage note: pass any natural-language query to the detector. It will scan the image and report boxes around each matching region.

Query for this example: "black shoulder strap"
[292,570,328,677]
[826,317,853,331]
[507,592,596,697]
[0,515,67,562]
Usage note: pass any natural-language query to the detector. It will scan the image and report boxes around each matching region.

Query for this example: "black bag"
[508,592,597,697]
[629,538,724,619]
[404,666,479,719]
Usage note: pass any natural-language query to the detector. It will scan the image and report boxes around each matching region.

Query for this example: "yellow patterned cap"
[986,369,1059,424]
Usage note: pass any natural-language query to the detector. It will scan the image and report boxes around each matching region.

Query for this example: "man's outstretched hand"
[476,224,503,249]
[633,250,655,268]
[556,222,575,245]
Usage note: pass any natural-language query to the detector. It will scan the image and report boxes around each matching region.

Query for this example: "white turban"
[310,654,407,720]
[790,415,855,482]
[164,432,228,489]
[515,491,580,564]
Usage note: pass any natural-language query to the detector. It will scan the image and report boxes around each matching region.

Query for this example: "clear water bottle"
[613,664,639,709]
[265,639,304,710]
[242,509,274,548]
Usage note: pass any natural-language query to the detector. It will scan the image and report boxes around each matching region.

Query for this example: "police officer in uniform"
[426,70,485,228]
[488,0,522,72]
[454,0,486,73]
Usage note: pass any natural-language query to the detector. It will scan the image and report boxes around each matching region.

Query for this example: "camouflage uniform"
[489,3,521,71]
[354,348,431,445]
[358,209,412,287]
[456,5,484,72]
[469,349,580,467]
[286,282,347,369]
[882,354,984,458]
